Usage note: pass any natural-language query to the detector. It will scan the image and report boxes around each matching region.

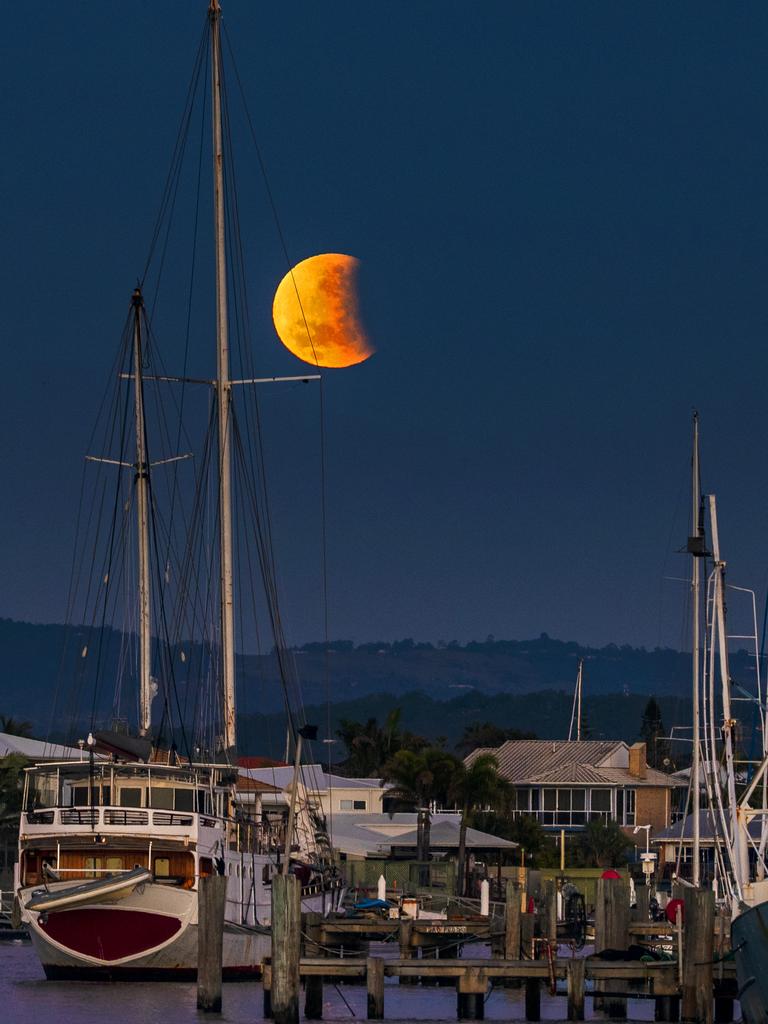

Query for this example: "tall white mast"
[132,288,153,738]
[709,495,750,893]
[690,413,701,886]
[568,659,584,742]
[210,0,236,754]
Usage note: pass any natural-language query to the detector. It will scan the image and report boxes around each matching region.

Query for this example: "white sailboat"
[15,1,341,979]
[680,417,768,1022]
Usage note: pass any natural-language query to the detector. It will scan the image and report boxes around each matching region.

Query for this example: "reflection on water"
[1,942,656,1023]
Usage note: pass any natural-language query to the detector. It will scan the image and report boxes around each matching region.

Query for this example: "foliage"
[639,697,672,770]
[0,716,33,738]
[576,819,632,868]
[336,709,427,776]
[455,722,538,756]
[381,747,460,871]
[469,810,561,868]
[0,754,28,853]
[448,753,509,894]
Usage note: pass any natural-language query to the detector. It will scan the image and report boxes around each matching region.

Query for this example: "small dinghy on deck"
[25,867,152,913]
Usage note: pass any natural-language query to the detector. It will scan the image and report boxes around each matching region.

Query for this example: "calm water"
[0,941,658,1023]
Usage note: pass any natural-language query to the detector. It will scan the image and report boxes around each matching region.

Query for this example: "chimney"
[628,742,647,780]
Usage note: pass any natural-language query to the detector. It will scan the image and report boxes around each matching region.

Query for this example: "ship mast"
[132,288,153,738]
[209,0,236,755]
[690,412,701,886]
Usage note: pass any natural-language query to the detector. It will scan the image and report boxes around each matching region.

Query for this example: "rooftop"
[466,739,683,788]
[329,812,517,858]
[0,732,86,761]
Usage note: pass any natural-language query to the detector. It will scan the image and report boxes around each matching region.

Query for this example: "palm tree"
[336,709,427,776]
[0,716,33,738]
[381,747,459,883]
[449,753,509,895]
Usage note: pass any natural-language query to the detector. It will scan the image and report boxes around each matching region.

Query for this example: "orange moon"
[272,253,373,368]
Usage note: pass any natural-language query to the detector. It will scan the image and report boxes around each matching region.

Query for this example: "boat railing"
[22,805,212,835]
[0,891,13,924]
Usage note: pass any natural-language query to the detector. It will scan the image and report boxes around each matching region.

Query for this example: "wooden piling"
[504,879,521,960]
[303,910,324,1019]
[634,884,650,922]
[520,912,535,959]
[542,878,557,944]
[567,958,586,1021]
[457,966,487,1020]
[367,957,385,1019]
[305,975,324,1020]
[524,977,541,1022]
[272,874,302,1024]
[197,873,226,1013]
[398,919,414,985]
[714,996,733,1024]
[263,962,273,1019]
[656,995,680,1022]
[682,888,714,1024]
[304,911,322,957]
[594,876,630,1018]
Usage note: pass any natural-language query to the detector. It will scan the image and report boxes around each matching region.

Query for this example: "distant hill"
[1,618,756,749]
[237,689,693,762]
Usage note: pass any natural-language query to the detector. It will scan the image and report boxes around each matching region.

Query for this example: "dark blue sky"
[2,2,768,650]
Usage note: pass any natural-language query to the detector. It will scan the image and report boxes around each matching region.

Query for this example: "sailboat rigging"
[16,1,341,979]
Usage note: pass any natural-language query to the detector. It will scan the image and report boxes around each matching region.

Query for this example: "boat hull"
[30,920,269,980]
[20,878,331,979]
[731,902,768,1024]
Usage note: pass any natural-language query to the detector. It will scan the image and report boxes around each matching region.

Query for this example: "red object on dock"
[665,898,684,925]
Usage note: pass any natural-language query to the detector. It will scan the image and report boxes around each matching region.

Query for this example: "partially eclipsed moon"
[272,253,373,368]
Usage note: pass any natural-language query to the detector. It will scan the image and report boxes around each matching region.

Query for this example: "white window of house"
[590,789,612,822]
[340,799,367,810]
[624,788,636,825]
[571,789,586,824]
[512,788,530,812]
[539,788,588,826]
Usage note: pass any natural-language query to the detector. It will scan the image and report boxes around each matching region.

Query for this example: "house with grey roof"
[466,739,684,837]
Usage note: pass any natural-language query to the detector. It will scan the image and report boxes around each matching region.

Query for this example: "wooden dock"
[189,871,735,1023]
[262,955,723,1022]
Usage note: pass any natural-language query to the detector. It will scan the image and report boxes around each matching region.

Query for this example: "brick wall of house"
[635,786,670,832]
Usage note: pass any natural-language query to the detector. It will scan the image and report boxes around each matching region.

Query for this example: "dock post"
[567,958,586,1021]
[367,957,385,1019]
[272,873,301,1024]
[714,990,734,1024]
[504,879,521,959]
[542,878,557,944]
[263,962,273,1019]
[398,919,414,984]
[655,995,680,1022]
[634,883,650,922]
[197,873,226,1013]
[594,876,629,1018]
[682,888,714,1024]
[303,911,324,1020]
[457,966,487,1020]
[304,911,322,956]
[524,977,541,1022]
